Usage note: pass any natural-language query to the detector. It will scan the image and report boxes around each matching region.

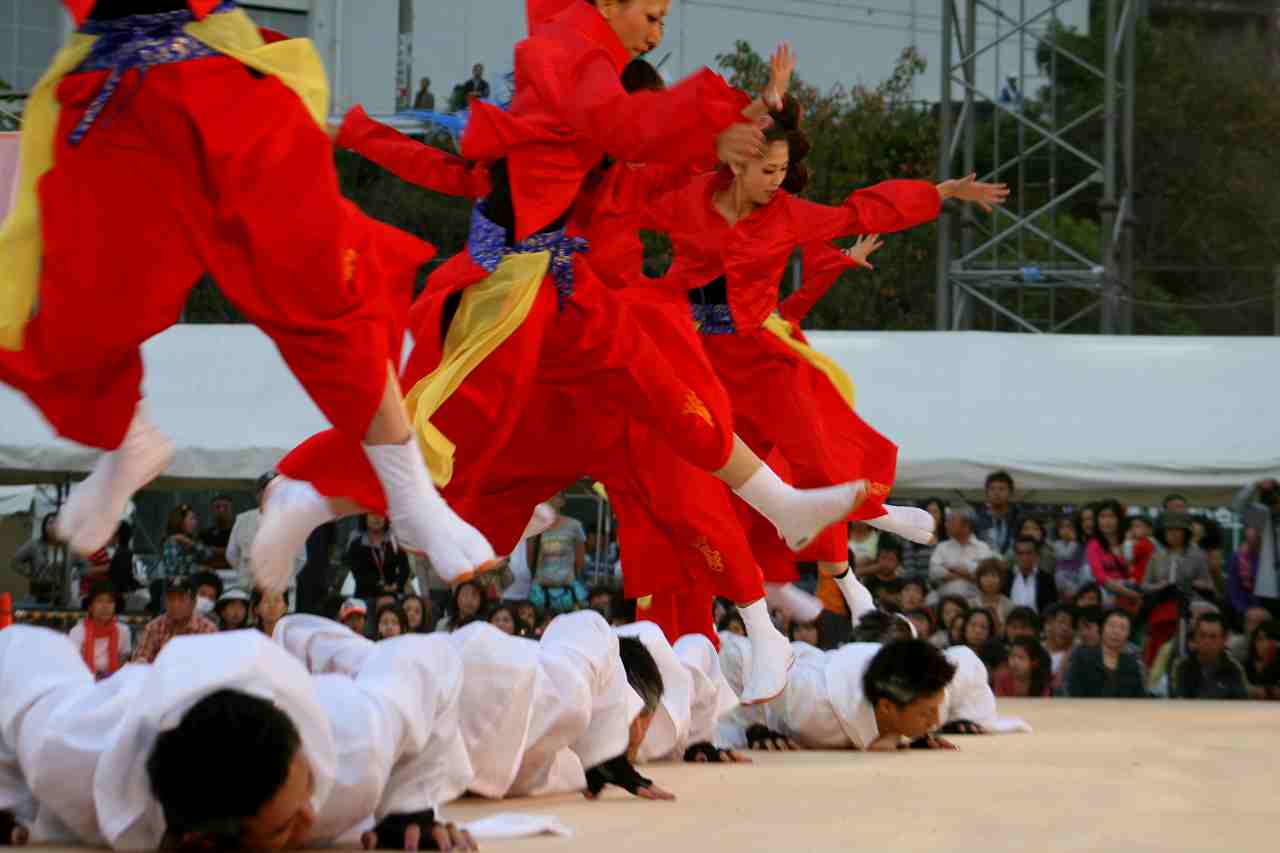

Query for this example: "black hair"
[1076,605,1105,628]
[1194,611,1227,634]
[191,571,223,601]
[975,557,1005,582]
[852,609,915,644]
[717,610,746,635]
[762,94,810,193]
[1074,582,1103,607]
[212,494,234,504]
[487,603,518,630]
[1162,493,1188,509]
[448,579,486,630]
[919,497,949,542]
[961,608,996,646]
[985,470,1015,491]
[789,617,828,648]
[1018,516,1046,540]
[618,636,664,714]
[1190,515,1224,551]
[1008,636,1052,697]
[937,594,971,628]
[1090,498,1128,549]
[1012,535,1040,553]
[1245,620,1280,682]
[862,639,958,709]
[375,604,410,639]
[905,607,935,634]
[1043,602,1075,628]
[1005,606,1041,633]
[621,57,664,93]
[400,593,432,633]
[876,537,903,559]
[40,512,58,542]
[1101,607,1132,633]
[900,576,927,595]
[149,690,301,848]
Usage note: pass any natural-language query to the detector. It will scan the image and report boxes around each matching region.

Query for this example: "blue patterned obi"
[689,275,736,335]
[466,203,590,308]
[68,1,238,145]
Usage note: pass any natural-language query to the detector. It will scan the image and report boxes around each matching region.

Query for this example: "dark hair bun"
[763,95,810,194]
[769,94,802,131]
[781,159,809,194]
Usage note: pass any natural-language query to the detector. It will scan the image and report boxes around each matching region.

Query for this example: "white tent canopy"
[0,325,1277,503]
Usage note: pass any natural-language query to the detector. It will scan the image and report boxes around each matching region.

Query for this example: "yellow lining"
[761,313,856,409]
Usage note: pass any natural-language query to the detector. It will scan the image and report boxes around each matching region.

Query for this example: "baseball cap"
[339,598,368,621]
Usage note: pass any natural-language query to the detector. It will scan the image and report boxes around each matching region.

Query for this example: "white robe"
[716,636,1030,750]
[0,624,469,849]
[614,623,738,762]
[275,611,641,800]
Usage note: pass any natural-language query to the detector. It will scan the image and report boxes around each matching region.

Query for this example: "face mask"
[196,596,215,615]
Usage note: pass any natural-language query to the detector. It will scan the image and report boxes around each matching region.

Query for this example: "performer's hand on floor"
[365,810,476,851]
[684,742,753,763]
[429,822,478,852]
[745,724,799,751]
[908,734,960,751]
[635,782,677,801]
[0,811,28,846]
[939,719,986,735]
[585,754,676,801]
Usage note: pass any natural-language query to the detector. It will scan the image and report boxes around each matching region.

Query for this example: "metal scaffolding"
[935,0,1138,333]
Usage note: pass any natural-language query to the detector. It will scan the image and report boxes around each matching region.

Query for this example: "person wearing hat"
[68,580,131,680]
[338,598,368,636]
[1141,509,1215,665]
[215,588,252,632]
[134,575,218,664]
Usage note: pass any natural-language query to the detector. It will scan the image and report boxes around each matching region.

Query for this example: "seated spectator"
[993,637,1053,698]
[1052,513,1092,600]
[135,576,218,663]
[1170,612,1249,700]
[1086,500,1143,612]
[401,592,433,634]
[156,504,214,583]
[859,537,904,601]
[587,586,614,622]
[1143,509,1214,663]
[947,612,968,647]
[899,577,927,613]
[902,497,946,578]
[373,592,398,618]
[1005,536,1059,614]
[1065,609,1146,698]
[198,494,234,571]
[1163,493,1189,512]
[790,618,831,649]
[1230,605,1271,662]
[1016,516,1057,575]
[1124,515,1160,584]
[1041,603,1076,686]
[1075,606,1104,648]
[931,595,970,649]
[876,578,904,612]
[1244,619,1280,700]
[929,506,993,601]
[960,607,1005,673]
[904,608,934,643]
[438,579,486,632]
[347,514,411,600]
[69,581,131,680]
[1189,516,1227,594]
[106,520,142,596]
[191,571,223,624]
[253,587,290,638]
[527,496,588,617]
[718,610,747,638]
[513,599,541,638]
[1226,529,1264,622]
[375,604,409,641]
[1003,607,1040,643]
[488,603,518,635]
[974,470,1021,556]
[214,587,251,631]
[338,597,367,635]
[11,512,68,604]
[970,558,1014,628]
[1074,582,1103,611]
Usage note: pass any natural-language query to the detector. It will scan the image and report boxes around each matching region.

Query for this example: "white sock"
[831,569,875,621]
[765,582,824,623]
[362,438,494,583]
[737,598,792,704]
[252,477,337,594]
[867,505,937,545]
[733,465,864,551]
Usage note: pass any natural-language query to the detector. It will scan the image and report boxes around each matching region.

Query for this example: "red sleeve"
[527,0,577,32]
[786,179,942,244]
[780,242,858,323]
[337,105,491,199]
[537,44,751,166]
[1086,540,1110,584]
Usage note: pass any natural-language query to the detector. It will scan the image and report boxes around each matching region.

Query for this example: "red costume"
[0,1,413,452]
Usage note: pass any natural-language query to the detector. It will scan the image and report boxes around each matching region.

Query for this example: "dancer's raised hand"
[937,173,1009,212]
[765,41,796,109]
[716,122,767,164]
[843,233,884,271]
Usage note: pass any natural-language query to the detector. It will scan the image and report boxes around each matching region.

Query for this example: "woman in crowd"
[1086,499,1142,612]
[156,504,213,581]
[1066,609,1147,698]
[1074,582,1103,611]
[12,512,67,605]
[1142,510,1214,663]
[932,595,970,649]
[67,581,131,681]
[1244,619,1280,700]
[375,604,409,640]
[1189,516,1227,598]
[527,496,589,617]
[789,618,827,649]
[1077,504,1097,541]
[971,558,1014,628]
[992,636,1053,698]
[251,587,289,640]
[512,599,542,637]
[438,579,486,632]
[401,592,433,634]
[1017,516,1056,576]
[959,607,1004,673]
[488,604,519,635]
[1052,512,1091,599]
[214,588,251,632]
[347,513,411,601]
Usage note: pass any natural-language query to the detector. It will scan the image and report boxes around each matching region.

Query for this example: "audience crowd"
[7,471,1280,701]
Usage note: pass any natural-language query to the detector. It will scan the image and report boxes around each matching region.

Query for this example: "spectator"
[1243,619,1280,700]
[993,636,1053,698]
[904,608,933,643]
[1065,609,1146,698]
[960,607,1003,672]
[1075,606,1104,648]
[1189,515,1228,597]
[461,62,490,101]
[69,581,131,680]
[401,592,433,634]
[12,512,74,605]
[974,470,1021,555]
[488,603,518,635]
[860,537,904,601]
[527,496,588,616]
[1229,605,1270,662]
[1142,509,1215,661]
[971,558,1014,627]
[902,497,947,578]
[1041,603,1076,686]
[199,494,234,571]
[929,506,994,601]
[190,571,223,624]
[1005,535,1059,614]
[1123,515,1159,585]
[1077,503,1097,542]
[1170,612,1249,700]
[375,604,409,640]
[931,595,970,649]
[215,587,251,631]
[1052,513,1091,599]
[346,513,411,601]
[512,599,541,637]
[1086,499,1142,611]
[135,576,217,663]
[586,586,614,622]
[106,520,141,596]
[790,618,823,648]
[253,586,290,638]
[156,504,213,589]
[1074,582,1103,611]
[1016,516,1056,575]
[947,611,968,647]
[1003,607,1040,643]
[439,579,486,632]
[412,76,435,110]
[1163,493,1189,512]
[1234,478,1280,619]
[899,577,927,613]
[1226,527,1264,620]
[718,610,747,638]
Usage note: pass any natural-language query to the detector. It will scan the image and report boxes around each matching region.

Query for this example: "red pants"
[0,58,397,449]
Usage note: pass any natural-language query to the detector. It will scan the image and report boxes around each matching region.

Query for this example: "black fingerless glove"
[0,811,18,847]
[374,809,436,850]
[939,719,976,735]
[683,741,730,763]
[585,753,654,796]
[745,724,791,750]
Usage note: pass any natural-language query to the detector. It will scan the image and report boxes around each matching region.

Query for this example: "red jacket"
[778,241,861,326]
[63,1,224,25]
[337,105,492,200]
[645,171,941,332]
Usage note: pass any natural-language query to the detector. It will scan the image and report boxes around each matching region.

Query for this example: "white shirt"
[67,621,132,675]
[1010,569,1039,610]
[929,536,995,599]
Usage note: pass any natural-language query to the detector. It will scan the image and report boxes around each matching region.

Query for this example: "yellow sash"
[0,7,329,350]
[761,313,857,409]
[403,252,552,487]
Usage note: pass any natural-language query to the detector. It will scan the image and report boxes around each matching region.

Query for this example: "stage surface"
[440,699,1274,852]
